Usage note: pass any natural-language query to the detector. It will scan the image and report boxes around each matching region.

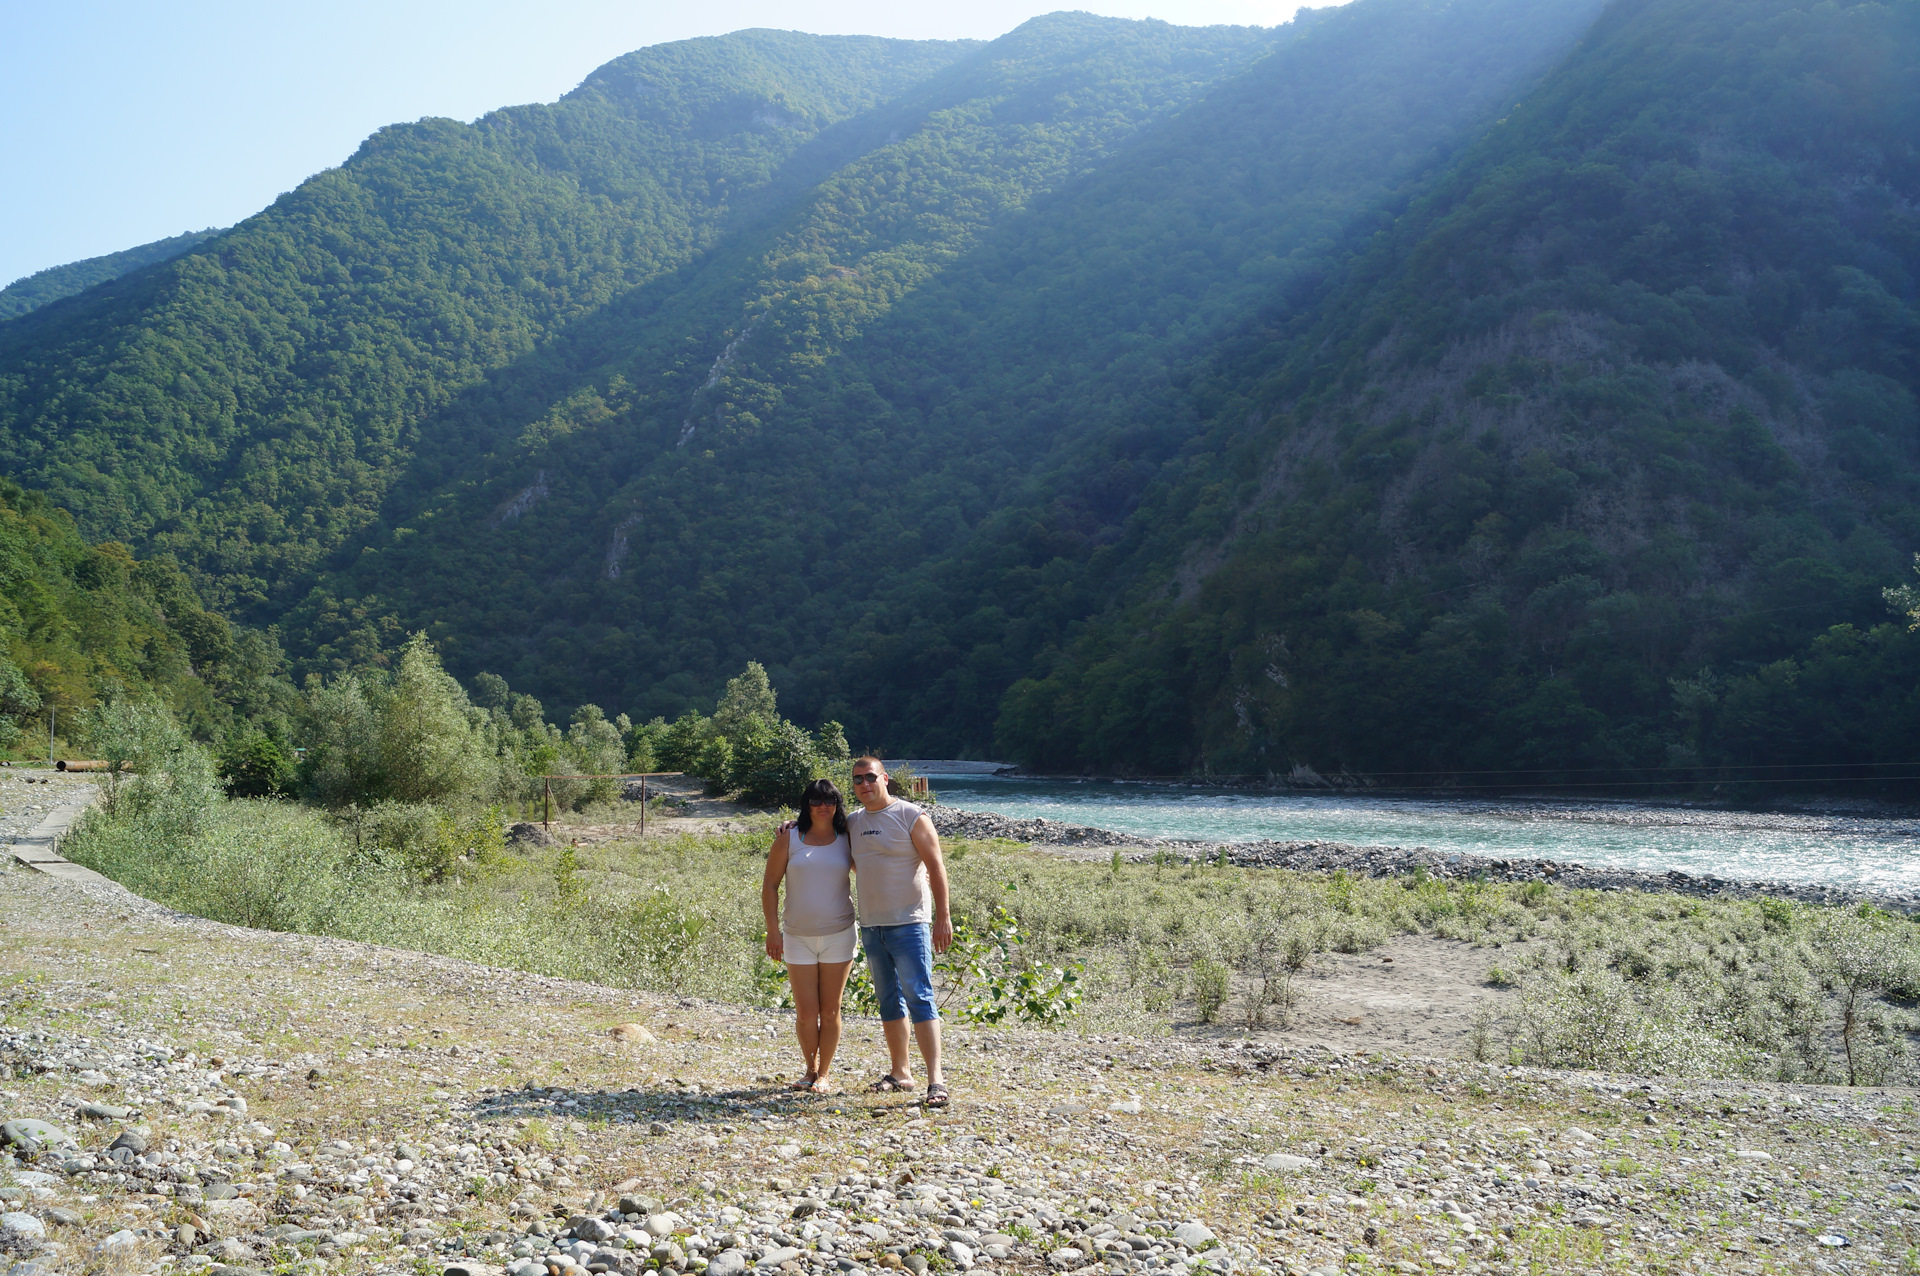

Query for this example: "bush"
[1192,957,1231,1024]
[736,721,822,807]
[693,736,734,794]
[217,730,295,798]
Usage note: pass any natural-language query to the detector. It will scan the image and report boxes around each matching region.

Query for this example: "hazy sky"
[2,0,1315,287]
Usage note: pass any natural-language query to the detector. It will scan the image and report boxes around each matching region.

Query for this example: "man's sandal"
[870,1075,912,1093]
[925,1083,950,1109]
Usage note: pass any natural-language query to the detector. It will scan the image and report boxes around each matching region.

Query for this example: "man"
[846,755,952,1108]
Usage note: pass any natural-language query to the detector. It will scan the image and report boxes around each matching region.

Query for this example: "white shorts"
[782,925,857,966]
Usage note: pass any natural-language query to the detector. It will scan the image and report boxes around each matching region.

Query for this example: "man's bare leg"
[881,1017,914,1085]
[912,1017,943,1087]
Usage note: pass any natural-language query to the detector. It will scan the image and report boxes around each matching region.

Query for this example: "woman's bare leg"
[788,962,824,1080]
[811,960,853,1089]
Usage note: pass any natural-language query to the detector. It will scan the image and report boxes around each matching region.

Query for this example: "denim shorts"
[860,923,939,1024]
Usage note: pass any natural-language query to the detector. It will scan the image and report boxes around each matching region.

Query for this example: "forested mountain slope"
[0,481,274,747]
[0,230,221,321]
[997,0,1920,779]
[9,0,1909,782]
[0,31,975,615]
[267,0,1606,742]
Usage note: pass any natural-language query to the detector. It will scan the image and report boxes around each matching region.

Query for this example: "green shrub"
[1192,957,1231,1024]
[216,730,296,798]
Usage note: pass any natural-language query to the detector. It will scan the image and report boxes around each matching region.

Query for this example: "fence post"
[543,779,551,833]
[641,774,648,837]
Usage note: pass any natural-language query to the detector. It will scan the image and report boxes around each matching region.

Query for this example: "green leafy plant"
[1191,957,1231,1025]
[936,900,1085,1025]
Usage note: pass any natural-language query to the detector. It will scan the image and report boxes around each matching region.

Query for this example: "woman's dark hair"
[796,778,849,836]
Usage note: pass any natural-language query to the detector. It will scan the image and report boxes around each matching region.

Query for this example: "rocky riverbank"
[5,795,1920,1276]
[926,807,1920,913]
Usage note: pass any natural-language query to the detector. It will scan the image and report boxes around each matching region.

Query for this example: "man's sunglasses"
[851,773,882,785]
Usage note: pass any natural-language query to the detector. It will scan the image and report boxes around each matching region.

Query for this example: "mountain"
[994,0,1920,781]
[0,31,978,615]
[0,229,221,322]
[4,0,1912,783]
[276,0,1605,735]
[0,480,279,749]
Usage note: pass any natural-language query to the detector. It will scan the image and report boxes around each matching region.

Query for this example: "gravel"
[3,788,1918,1276]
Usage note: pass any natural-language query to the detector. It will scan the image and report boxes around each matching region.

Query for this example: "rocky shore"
[4,790,1919,1276]
[927,807,1920,912]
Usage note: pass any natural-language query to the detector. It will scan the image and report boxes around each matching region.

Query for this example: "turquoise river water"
[906,764,1920,896]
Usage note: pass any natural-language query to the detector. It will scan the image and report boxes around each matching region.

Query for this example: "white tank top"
[782,829,855,936]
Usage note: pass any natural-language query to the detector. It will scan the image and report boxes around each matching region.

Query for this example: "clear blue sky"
[2,0,1314,287]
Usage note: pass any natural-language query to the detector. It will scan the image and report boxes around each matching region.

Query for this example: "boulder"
[1172,1222,1215,1250]
[705,1251,748,1276]
[0,1120,72,1152]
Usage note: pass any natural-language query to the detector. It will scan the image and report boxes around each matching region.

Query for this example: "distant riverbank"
[912,767,1920,909]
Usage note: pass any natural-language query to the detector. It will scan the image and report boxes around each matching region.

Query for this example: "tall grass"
[60,778,1920,1084]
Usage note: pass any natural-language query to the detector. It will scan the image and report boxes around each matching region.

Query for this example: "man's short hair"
[853,755,887,771]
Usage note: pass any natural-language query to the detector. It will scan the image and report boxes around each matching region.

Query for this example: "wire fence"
[539,771,684,833]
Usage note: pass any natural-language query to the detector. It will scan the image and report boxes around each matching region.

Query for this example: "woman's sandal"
[925,1083,950,1109]
[869,1074,912,1093]
[788,1072,817,1092]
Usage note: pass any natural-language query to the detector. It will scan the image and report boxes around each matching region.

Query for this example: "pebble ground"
[2,790,1918,1276]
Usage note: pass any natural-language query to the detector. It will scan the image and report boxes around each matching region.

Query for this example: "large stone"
[203,1198,266,1229]
[1260,1154,1310,1173]
[571,1219,618,1243]
[619,1196,664,1217]
[0,1213,44,1241]
[706,1251,748,1276]
[1046,1249,1084,1270]
[77,1102,130,1121]
[644,1213,683,1239]
[755,1247,801,1269]
[1171,1223,1215,1250]
[0,1120,72,1152]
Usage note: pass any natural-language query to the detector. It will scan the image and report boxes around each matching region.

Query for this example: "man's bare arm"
[911,814,952,954]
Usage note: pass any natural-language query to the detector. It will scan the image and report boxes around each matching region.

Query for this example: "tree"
[217,730,296,798]
[377,634,489,804]
[1809,911,1915,1087]
[299,674,382,807]
[713,662,778,739]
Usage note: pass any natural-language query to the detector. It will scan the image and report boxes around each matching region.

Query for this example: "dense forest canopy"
[0,479,280,750]
[0,229,221,321]
[997,0,1920,782]
[3,0,1919,787]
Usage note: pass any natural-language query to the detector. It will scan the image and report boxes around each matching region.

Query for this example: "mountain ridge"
[4,0,1915,785]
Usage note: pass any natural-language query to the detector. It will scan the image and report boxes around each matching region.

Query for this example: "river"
[904,763,1920,896]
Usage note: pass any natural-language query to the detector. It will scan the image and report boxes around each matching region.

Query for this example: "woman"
[761,777,857,1094]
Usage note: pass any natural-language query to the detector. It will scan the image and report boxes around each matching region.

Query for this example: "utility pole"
[46,702,54,769]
